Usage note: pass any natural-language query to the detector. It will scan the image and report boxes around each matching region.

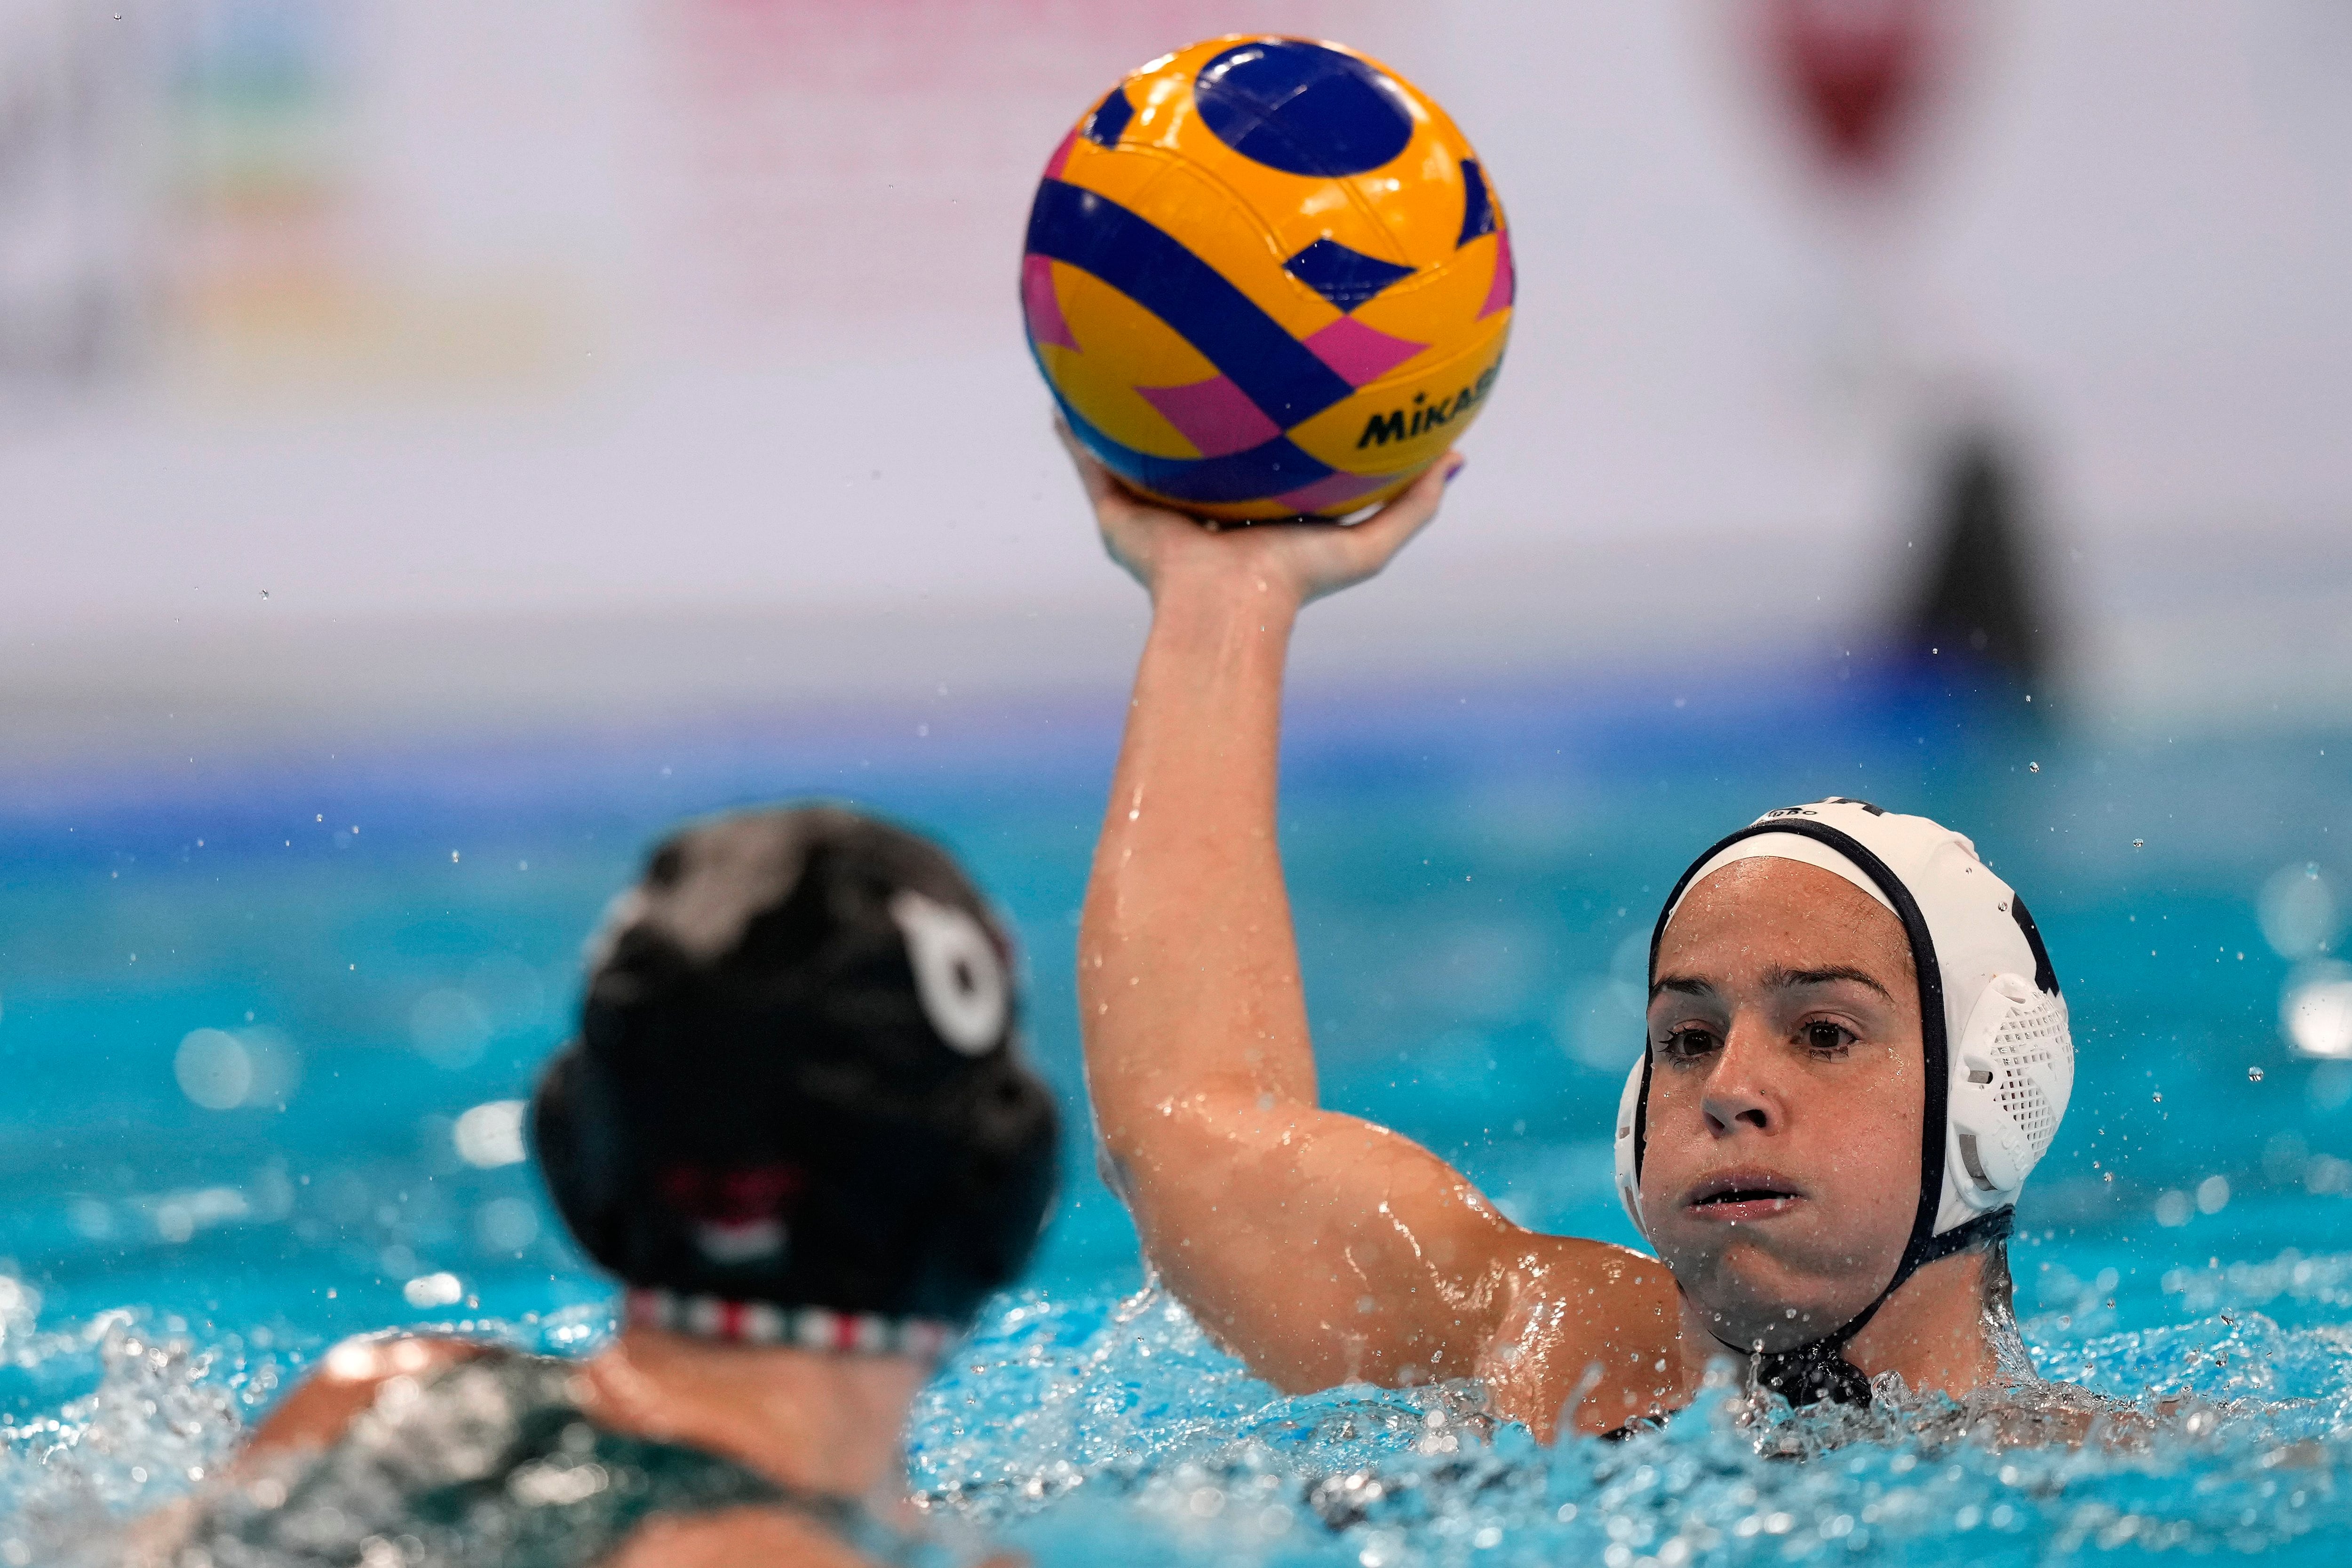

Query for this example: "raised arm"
[1072,438,1678,1425]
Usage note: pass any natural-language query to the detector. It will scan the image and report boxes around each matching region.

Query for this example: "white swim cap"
[1612,797,2072,1302]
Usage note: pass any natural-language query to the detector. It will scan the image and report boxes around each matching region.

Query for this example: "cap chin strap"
[1733,1206,2013,1407]
[625,1287,958,1360]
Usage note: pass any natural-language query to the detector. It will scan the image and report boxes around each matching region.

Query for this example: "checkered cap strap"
[625,1288,956,1359]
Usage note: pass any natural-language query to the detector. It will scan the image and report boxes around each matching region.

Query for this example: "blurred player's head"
[532,805,1060,1356]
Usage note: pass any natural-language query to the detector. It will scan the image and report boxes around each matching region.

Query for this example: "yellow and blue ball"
[1023,36,1514,522]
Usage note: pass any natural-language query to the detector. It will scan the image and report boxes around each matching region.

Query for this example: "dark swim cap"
[530,805,1060,1352]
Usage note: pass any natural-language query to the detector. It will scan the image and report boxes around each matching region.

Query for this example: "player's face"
[1638,858,1924,1353]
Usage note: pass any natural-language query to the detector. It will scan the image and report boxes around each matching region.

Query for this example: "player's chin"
[1654,1204,1818,1274]
[1656,1230,1884,1349]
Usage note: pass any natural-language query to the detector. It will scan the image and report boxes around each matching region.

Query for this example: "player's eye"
[1802,1020,1856,1056]
[1658,1026,1720,1061]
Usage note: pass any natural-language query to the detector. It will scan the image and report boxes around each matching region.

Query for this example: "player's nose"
[1700,1015,1784,1136]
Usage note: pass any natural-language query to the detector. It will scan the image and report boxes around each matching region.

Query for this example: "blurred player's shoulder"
[119,1337,501,1568]
[245,1334,498,1457]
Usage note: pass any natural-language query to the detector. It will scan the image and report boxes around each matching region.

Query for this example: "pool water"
[3,667,2350,1564]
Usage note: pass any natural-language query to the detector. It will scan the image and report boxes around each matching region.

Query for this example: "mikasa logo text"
[1355,361,1504,448]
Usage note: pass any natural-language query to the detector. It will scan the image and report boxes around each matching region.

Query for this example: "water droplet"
[2132,838,2146,850]
[2249,1066,2265,1082]
[2028,762,2041,773]
[450,851,461,863]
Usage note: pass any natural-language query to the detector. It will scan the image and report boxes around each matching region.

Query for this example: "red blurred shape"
[660,1162,807,1222]
[1764,0,1937,179]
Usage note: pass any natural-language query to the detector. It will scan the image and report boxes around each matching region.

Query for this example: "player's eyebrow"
[1648,973,1715,1001]
[1762,965,1897,1003]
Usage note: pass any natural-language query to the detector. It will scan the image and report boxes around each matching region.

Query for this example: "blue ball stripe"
[1034,347,1338,505]
[1455,159,1497,247]
[1025,178,1357,428]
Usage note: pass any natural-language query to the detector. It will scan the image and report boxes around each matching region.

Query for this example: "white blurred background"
[5,0,2350,770]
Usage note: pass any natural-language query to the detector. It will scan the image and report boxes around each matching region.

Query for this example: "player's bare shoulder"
[1476,1234,1687,1440]
[244,1334,494,1458]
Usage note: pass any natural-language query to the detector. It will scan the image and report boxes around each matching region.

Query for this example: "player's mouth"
[1683,1169,1805,1222]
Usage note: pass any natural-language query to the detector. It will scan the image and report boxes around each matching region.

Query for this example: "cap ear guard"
[889,890,1010,1056]
[1613,1051,1648,1240]
[1944,972,2073,1216]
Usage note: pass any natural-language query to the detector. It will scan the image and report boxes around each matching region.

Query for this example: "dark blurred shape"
[1902,431,2049,685]
[1764,0,1939,180]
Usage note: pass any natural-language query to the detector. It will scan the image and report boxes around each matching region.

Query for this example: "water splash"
[0,1305,279,1567]
[1,1261,2351,1562]
[906,1264,2352,1564]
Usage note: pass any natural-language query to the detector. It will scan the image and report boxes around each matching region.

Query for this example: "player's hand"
[1059,419,1459,609]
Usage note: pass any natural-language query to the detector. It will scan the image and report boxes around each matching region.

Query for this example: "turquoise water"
[3,668,2350,1562]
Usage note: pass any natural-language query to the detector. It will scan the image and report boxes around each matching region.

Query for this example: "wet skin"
[1069,432,2004,1438]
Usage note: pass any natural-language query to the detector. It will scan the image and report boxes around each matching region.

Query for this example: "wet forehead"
[1656,857,1916,994]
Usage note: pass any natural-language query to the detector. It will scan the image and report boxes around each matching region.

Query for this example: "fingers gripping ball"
[1024,37,1513,522]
